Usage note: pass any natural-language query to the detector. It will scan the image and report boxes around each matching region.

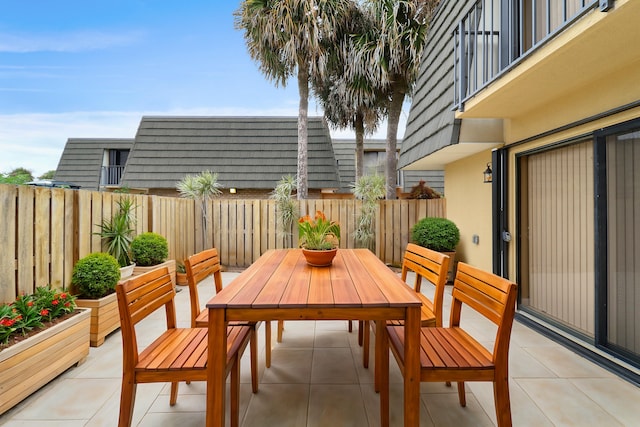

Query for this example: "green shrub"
[130,232,169,266]
[411,217,460,252]
[71,253,120,299]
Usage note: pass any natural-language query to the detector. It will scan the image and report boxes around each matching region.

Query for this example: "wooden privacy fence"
[0,184,445,303]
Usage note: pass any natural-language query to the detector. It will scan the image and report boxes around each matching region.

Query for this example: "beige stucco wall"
[444,149,494,272]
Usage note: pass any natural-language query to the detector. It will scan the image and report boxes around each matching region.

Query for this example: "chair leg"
[277,320,284,342]
[250,327,258,393]
[358,321,364,346]
[169,382,179,406]
[118,378,137,427]
[378,321,390,426]
[230,357,241,427]
[348,320,353,332]
[493,375,512,427]
[265,321,272,368]
[362,320,370,369]
[457,381,466,407]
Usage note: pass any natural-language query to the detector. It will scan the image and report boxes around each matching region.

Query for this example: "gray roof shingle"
[54,138,134,190]
[120,116,339,190]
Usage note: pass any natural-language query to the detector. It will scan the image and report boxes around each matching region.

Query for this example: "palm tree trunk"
[355,112,365,179]
[297,64,309,200]
[386,81,405,199]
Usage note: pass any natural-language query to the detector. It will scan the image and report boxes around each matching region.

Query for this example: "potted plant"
[131,232,176,285]
[72,252,122,346]
[298,210,341,267]
[176,262,188,286]
[95,197,136,278]
[411,217,460,282]
[1,287,90,415]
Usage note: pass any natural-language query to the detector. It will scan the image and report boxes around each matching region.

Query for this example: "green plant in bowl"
[130,232,169,266]
[71,253,121,299]
[411,217,460,252]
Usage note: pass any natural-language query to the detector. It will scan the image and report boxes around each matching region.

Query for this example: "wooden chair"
[116,266,251,427]
[362,243,450,371]
[381,262,518,427]
[185,248,264,393]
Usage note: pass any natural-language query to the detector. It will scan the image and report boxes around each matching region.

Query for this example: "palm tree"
[235,0,353,199]
[350,0,439,199]
[312,5,385,179]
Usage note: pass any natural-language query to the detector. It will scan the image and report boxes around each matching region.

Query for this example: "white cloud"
[0,30,143,53]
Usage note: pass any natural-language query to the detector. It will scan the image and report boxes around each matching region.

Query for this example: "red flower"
[51,299,59,306]
[15,315,22,321]
[40,309,49,316]
[64,302,71,308]
[27,301,34,307]
[60,293,67,299]
[0,318,16,327]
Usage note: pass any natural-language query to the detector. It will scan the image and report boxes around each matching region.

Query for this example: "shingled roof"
[120,116,340,191]
[54,138,134,189]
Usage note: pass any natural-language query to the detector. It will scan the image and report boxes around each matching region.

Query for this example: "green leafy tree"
[0,167,33,185]
[38,170,56,180]
[235,0,353,199]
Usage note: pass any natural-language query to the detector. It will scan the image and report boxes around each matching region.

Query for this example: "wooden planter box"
[176,271,188,286]
[0,308,90,415]
[133,259,176,286]
[75,292,120,347]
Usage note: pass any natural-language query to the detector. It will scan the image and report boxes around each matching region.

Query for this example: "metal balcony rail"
[453,0,600,112]
[101,165,125,186]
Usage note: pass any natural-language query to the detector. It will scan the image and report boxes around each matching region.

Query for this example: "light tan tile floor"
[2,271,640,426]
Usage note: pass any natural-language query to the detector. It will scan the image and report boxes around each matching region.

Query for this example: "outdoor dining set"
[114,245,517,427]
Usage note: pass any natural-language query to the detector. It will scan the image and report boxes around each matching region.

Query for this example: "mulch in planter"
[0,309,83,352]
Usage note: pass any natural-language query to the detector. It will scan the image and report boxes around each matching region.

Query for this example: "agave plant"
[96,197,136,267]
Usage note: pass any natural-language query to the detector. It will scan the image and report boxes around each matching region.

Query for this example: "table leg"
[377,319,389,427]
[403,306,421,427]
[206,307,227,427]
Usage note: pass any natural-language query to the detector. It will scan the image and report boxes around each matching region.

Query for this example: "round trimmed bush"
[130,232,169,266]
[71,252,120,299]
[411,217,460,252]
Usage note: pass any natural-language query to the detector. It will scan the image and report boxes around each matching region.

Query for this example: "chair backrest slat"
[451,263,515,326]
[116,266,176,370]
[401,243,450,326]
[450,262,517,363]
[185,248,223,327]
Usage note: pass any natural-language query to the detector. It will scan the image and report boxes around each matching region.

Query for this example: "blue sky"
[0,1,406,177]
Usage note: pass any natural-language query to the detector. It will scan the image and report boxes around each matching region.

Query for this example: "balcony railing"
[453,0,600,112]
[100,165,125,186]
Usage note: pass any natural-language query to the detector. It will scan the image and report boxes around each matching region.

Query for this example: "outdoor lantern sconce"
[483,163,493,183]
[229,188,237,194]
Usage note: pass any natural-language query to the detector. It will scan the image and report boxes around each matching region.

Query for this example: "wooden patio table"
[206,248,422,427]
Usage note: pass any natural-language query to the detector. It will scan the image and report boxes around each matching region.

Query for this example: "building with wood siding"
[400,0,640,382]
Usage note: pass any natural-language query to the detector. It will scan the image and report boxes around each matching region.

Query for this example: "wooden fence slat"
[50,189,65,290]
[0,184,446,302]
[0,185,17,302]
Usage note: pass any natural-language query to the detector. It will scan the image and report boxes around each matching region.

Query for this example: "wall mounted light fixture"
[229,188,237,194]
[483,163,493,183]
